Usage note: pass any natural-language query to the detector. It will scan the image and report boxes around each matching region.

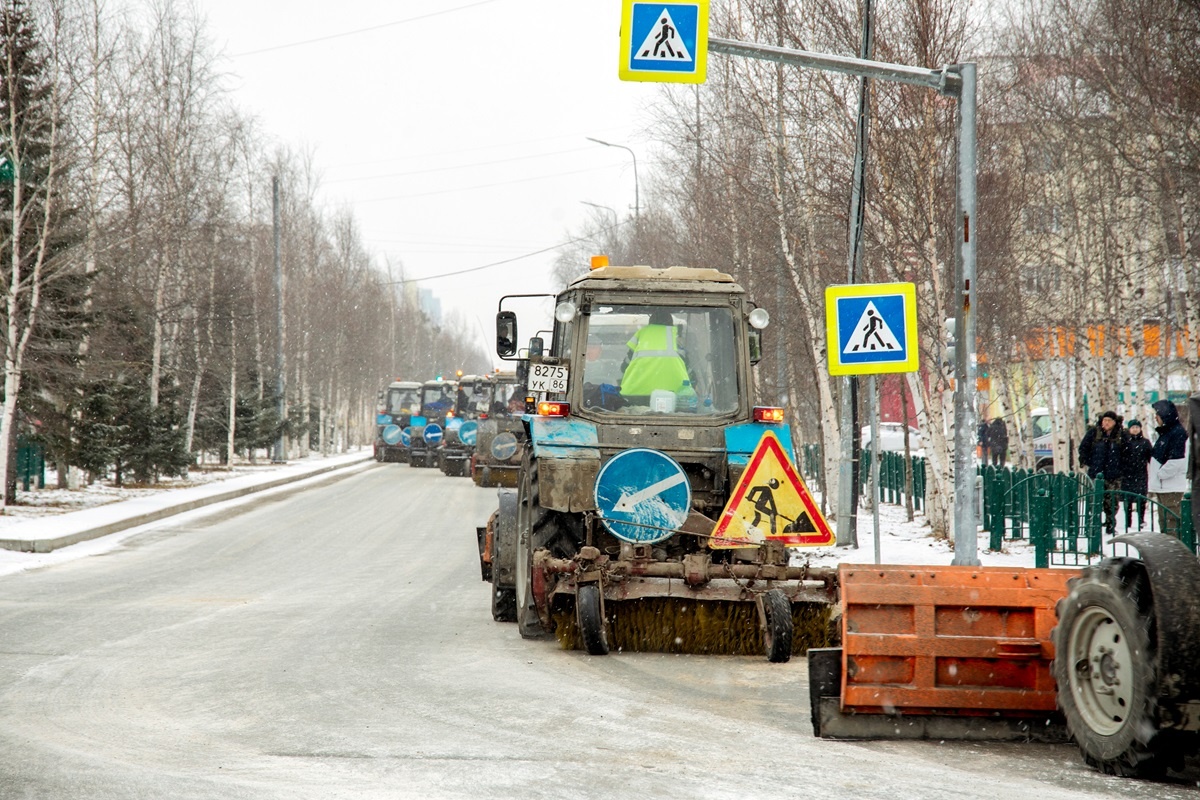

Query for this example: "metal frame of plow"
[707,38,979,565]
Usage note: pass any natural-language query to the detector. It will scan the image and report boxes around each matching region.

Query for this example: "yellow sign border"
[619,0,709,84]
[825,282,919,376]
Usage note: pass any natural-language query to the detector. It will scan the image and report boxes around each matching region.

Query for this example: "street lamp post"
[586,137,639,222]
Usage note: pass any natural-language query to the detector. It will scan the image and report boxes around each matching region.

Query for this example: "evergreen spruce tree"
[0,0,80,502]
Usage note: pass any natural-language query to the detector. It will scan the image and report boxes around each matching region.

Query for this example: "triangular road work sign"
[634,8,692,61]
[843,300,901,355]
[710,431,834,548]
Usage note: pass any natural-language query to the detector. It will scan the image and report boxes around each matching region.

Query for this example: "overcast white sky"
[200,0,667,355]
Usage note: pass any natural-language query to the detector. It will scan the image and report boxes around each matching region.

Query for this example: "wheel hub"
[1068,607,1134,736]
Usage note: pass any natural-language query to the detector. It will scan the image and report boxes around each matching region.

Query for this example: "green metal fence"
[980,465,1195,567]
[800,443,1194,568]
[798,444,925,512]
[16,437,45,491]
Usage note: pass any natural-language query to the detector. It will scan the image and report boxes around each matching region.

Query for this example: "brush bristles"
[551,597,834,656]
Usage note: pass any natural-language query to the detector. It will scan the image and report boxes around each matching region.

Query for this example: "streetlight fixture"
[580,200,619,228]
[586,137,639,222]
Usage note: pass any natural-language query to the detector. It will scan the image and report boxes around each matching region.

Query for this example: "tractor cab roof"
[567,265,742,295]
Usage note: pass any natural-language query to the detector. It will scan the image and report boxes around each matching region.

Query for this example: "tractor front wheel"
[1053,560,1167,777]
[577,583,609,656]
[761,588,793,663]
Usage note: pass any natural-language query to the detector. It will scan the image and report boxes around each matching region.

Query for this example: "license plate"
[528,363,569,393]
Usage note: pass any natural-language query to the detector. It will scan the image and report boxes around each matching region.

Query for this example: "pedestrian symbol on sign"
[620,0,708,84]
[637,9,690,61]
[846,301,901,355]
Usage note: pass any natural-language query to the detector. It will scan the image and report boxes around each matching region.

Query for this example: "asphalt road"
[0,463,1196,799]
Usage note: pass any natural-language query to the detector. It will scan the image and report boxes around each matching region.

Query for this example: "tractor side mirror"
[528,336,544,358]
[496,311,517,357]
[749,329,763,365]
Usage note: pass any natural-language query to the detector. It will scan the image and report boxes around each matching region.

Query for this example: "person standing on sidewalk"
[1122,419,1152,531]
[1078,410,1127,536]
[1148,400,1189,535]
[988,417,1009,467]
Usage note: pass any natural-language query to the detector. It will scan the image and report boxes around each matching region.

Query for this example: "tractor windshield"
[420,384,456,417]
[456,383,494,419]
[387,388,420,415]
[491,381,524,416]
[579,304,740,416]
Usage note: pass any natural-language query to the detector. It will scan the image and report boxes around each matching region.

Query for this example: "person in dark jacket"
[1121,419,1152,530]
[988,417,1009,467]
[1078,410,1126,535]
[1149,399,1189,535]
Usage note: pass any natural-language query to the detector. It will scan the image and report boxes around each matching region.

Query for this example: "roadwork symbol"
[636,9,691,60]
[845,301,901,354]
[709,431,834,548]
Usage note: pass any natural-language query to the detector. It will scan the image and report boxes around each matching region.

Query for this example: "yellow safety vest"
[619,324,690,396]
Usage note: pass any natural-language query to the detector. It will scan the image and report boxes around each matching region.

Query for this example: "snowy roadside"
[0,449,374,577]
[793,497,1040,569]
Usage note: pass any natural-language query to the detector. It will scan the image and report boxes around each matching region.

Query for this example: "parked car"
[861,423,924,454]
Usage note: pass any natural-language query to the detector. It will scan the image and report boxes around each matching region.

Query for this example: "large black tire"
[514,456,583,639]
[490,492,518,623]
[491,584,516,623]
[577,583,609,655]
[515,460,549,639]
[1053,559,1171,777]
[762,588,793,663]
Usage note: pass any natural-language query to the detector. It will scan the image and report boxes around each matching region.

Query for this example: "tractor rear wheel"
[762,588,793,663]
[1053,559,1169,777]
[577,583,609,655]
[491,584,516,622]
[515,461,548,639]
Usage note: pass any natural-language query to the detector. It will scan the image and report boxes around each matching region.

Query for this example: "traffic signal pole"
[706,39,979,565]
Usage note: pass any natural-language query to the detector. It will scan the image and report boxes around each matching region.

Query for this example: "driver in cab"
[619,309,693,405]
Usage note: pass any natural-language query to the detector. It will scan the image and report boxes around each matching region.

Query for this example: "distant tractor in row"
[374,380,422,462]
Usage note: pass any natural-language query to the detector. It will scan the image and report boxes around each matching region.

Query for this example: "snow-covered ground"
[0,449,373,577]
[796,498,1039,569]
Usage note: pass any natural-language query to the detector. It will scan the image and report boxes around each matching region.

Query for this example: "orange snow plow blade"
[810,563,1081,740]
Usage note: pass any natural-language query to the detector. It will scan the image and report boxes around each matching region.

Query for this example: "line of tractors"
[373,372,525,486]
[377,258,1200,781]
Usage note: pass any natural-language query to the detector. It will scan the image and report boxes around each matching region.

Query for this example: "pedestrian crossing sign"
[619,0,708,84]
[825,282,919,375]
[709,431,834,548]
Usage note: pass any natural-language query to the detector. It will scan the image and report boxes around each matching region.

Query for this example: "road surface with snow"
[0,462,1196,798]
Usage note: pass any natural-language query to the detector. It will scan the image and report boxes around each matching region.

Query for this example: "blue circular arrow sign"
[594,448,691,544]
[400,427,412,447]
[423,423,443,444]
[490,432,519,461]
[381,424,403,445]
[458,421,478,446]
